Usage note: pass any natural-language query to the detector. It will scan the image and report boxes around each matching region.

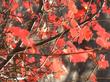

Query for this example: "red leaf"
[65,0,77,18]
[96,37,110,49]
[89,73,97,82]
[98,54,109,69]
[84,27,93,41]
[5,27,29,38]
[48,12,57,22]
[74,9,86,19]
[23,1,30,9]
[6,27,21,36]
[70,28,79,39]
[93,23,105,32]
[70,49,88,63]
[68,0,78,14]
[20,29,30,38]
[11,1,19,12]
[56,38,65,48]
[78,26,93,44]
[28,57,35,63]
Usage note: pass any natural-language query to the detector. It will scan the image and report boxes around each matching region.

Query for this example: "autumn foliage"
[0,0,110,82]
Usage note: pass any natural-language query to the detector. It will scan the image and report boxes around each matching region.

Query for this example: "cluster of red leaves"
[70,26,93,44]
[4,27,35,47]
[93,22,110,49]
[39,56,65,78]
